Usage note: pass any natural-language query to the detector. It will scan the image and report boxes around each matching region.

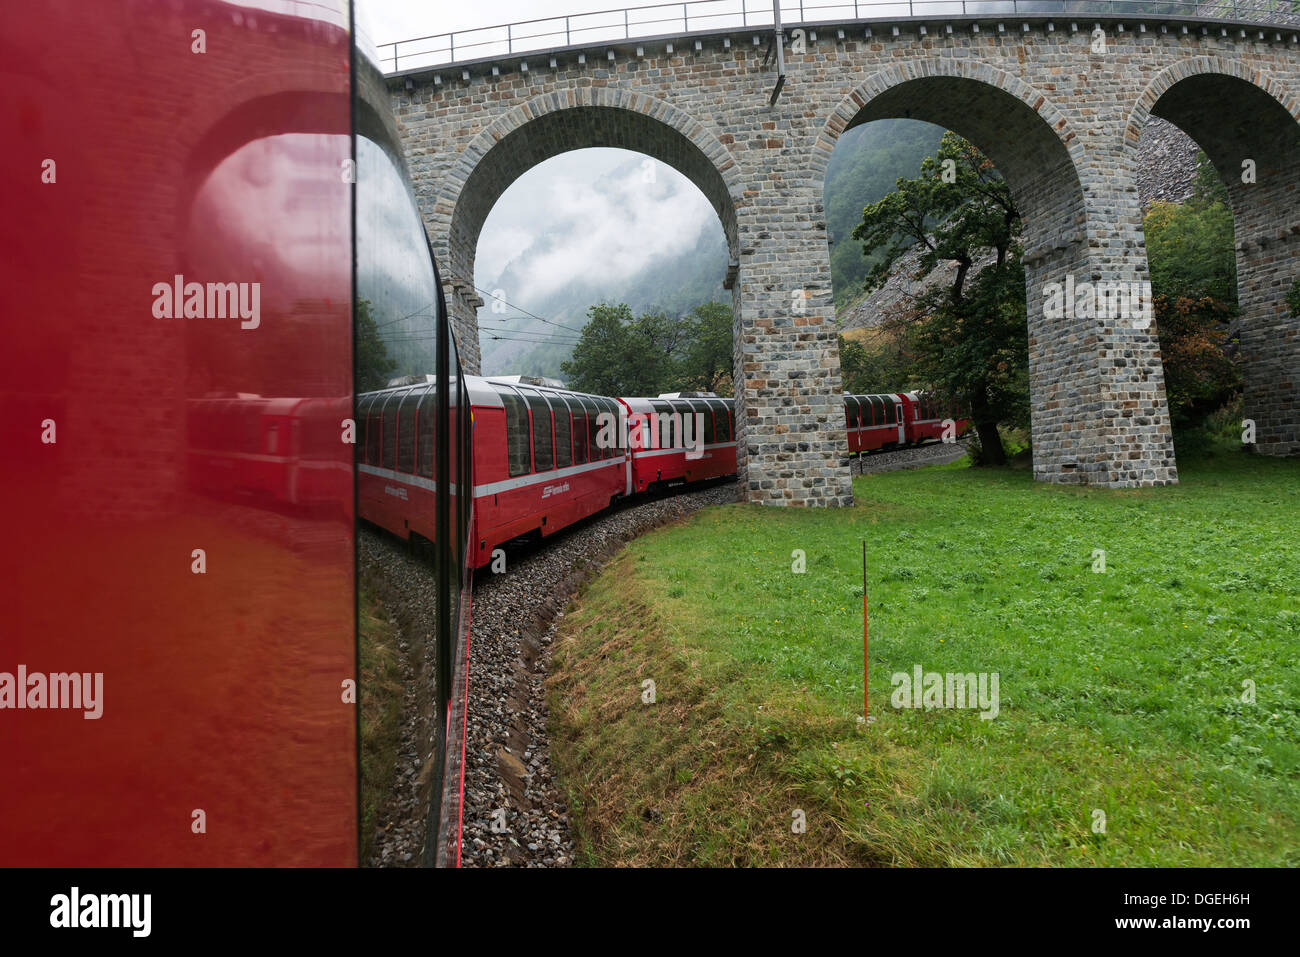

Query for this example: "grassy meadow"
[548,449,1300,866]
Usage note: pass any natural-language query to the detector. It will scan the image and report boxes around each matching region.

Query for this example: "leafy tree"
[838,321,916,396]
[852,132,1026,464]
[1287,278,1300,318]
[1153,295,1239,427]
[679,301,734,394]
[1144,155,1237,306]
[1141,152,1242,429]
[559,303,642,396]
[355,298,397,393]
[561,300,734,396]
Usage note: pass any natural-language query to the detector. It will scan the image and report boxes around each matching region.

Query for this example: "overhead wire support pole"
[769,0,786,105]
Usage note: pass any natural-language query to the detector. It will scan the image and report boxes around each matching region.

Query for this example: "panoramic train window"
[397,390,419,473]
[501,388,531,477]
[551,394,572,469]
[572,399,587,464]
[582,396,601,458]
[357,394,374,463]
[709,399,730,442]
[688,399,714,445]
[650,400,671,449]
[417,386,436,478]
[885,397,897,425]
[522,389,553,472]
[381,393,399,469]
[366,400,381,465]
[602,398,621,453]
[846,396,859,428]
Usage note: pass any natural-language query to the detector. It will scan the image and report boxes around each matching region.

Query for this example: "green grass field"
[548,449,1300,866]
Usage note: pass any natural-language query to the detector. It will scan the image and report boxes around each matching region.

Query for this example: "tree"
[1144,155,1237,307]
[561,300,734,396]
[1152,295,1239,427]
[678,301,734,394]
[851,132,1026,464]
[355,298,397,393]
[1142,152,1242,429]
[559,303,641,396]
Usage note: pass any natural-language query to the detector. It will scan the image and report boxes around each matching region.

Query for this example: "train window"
[550,394,572,469]
[595,399,609,455]
[398,390,419,473]
[521,389,553,471]
[366,401,381,465]
[846,396,859,428]
[356,395,374,462]
[605,398,623,454]
[577,396,598,459]
[417,386,437,478]
[708,399,729,442]
[649,400,670,449]
[572,400,587,464]
[595,397,612,458]
[869,396,882,425]
[884,397,896,424]
[381,392,399,469]
[500,388,531,477]
[687,399,713,445]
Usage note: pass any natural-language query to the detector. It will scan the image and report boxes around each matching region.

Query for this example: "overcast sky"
[359,0,653,49]
[357,0,724,345]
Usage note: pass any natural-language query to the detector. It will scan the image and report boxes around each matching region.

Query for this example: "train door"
[893,395,906,445]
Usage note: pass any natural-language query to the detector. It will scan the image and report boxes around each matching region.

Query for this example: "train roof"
[355,375,621,410]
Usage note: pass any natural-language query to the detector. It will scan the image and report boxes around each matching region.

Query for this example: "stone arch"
[434,87,745,372]
[817,60,1087,192]
[813,63,1169,486]
[1122,56,1300,150]
[1124,58,1300,456]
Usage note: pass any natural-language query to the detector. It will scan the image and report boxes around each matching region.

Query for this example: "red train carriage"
[844,392,908,453]
[187,394,352,507]
[467,377,628,567]
[843,391,971,453]
[617,393,738,493]
[901,391,970,444]
[357,376,630,570]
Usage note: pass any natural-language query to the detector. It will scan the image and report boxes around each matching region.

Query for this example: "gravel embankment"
[361,481,736,867]
[362,440,968,867]
[850,437,970,475]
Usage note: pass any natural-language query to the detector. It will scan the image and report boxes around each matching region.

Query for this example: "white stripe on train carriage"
[631,441,735,460]
[358,463,457,496]
[472,455,630,498]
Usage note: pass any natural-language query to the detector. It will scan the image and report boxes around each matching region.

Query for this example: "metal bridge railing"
[378,0,1300,73]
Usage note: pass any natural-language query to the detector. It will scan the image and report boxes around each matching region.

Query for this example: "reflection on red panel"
[0,1,355,864]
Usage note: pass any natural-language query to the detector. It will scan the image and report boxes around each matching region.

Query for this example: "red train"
[359,378,966,568]
[844,391,970,454]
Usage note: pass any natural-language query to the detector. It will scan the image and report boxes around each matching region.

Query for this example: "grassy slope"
[548,451,1300,866]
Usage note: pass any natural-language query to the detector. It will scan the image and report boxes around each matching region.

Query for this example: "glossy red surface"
[0,1,355,865]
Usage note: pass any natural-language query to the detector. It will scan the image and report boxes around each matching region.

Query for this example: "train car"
[844,393,909,453]
[467,377,628,568]
[358,376,629,570]
[186,394,352,507]
[900,391,970,444]
[618,393,738,493]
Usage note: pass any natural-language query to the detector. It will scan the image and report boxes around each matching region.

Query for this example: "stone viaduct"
[385,6,1300,505]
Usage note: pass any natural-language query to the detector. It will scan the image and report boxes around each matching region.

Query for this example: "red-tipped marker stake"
[862,539,869,723]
